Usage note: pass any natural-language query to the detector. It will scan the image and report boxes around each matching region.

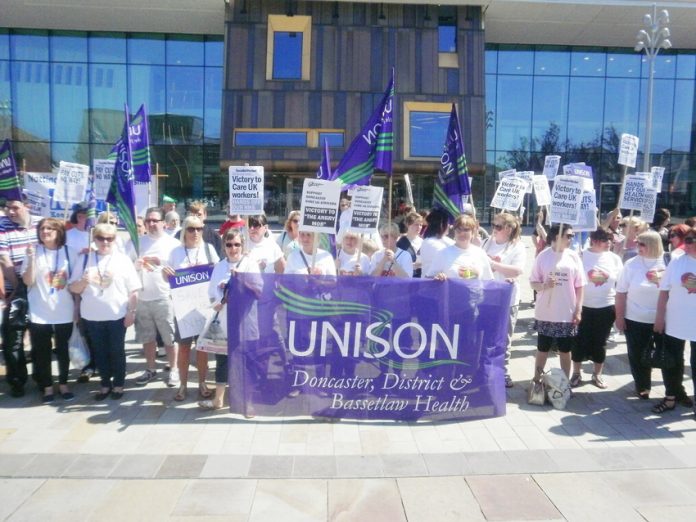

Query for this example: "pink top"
[531,247,586,323]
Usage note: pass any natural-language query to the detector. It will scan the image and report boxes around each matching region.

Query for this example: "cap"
[162,195,177,204]
[72,201,90,213]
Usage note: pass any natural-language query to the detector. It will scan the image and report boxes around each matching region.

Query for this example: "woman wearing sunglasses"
[247,214,285,274]
[276,210,301,259]
[69,223,141,401]
[666,223,690,262]
[653,227,696,416]
[162,216,220,402]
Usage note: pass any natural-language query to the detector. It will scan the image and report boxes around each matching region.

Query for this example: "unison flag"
[128,104,152,183]
[433,104,470,221]
[0,139,23,202]
[316,139,332,180]
[107,107,139,254]
[332,70,394,186]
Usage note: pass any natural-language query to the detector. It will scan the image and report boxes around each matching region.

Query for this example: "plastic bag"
[543,368,571,410]
[196,307,228,355]
[68,323,90,369]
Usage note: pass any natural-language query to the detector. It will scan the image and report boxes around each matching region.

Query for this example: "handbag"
[196,308,228,355]
[527,379,546,406]
[642,332,678,369]
[7,296,28,329]
[68,323,90,369]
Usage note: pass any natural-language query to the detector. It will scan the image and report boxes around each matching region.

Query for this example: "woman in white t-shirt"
[396,212,425,277]
[571,227,623,389]
[481,212,526,388]
[370,223,413,278]
[336,230,370,276]
[163,216,220,402]
[247,214,285,274]
[276,210,301,259]
[615,230,665,401]
[431,214,493,282]
[529,224,586,384]
[69,223,141,401]
[653,226,696,415]
[22,218,79,403]
[420,208,454,278]
[286,231,337,275]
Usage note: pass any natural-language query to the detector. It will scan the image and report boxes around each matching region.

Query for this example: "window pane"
[128,65,166,120]
[604,78,640,140]
[128,34,165,64]
[485,48,497,73]
[89,64,127,143]
[50,31,88,62]
[0,61,10,138]
[235,132,307,147]
[12,62,51,141]
[677,53,696,79]
[571,49,606,76]
[89,33,126,63]
[497,45,533,75]
[205,38,224,66]
[319,132,344,147]
[534,49,570,76]
[606,51,640,78]
[532,76,568,151]
[495,75,532,151]
[12,141,51,172]
[672,79,695,152]
[204,67,222,143]
[167,35,204,66]
[273,32,302,79]
[155,144,203,199]
[166,66,204,143]
[642,53,676,79]
[410,111,450,157]
[567,77,605,146]
[51,63,88,142]
[438,26,456,53]
[11,31,49,61]
[0,29,8,60]
[485,74,496,150]
[638,78,674,155]
[51,142,89,167]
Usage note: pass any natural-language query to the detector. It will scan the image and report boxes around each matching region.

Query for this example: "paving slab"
[0,479,44,520]
[398,476,486,522]
[249,479,326,522]
[328,478,406,521]
[172,478,257,519]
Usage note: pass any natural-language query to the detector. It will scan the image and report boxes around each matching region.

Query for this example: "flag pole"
[311,232,319,271]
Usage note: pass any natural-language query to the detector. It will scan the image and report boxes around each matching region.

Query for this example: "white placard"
[490,177,527,211]
[641,188,657,223]
[299,178,342,233]
[92,159,115,201]
[618,174,647,211]
[168,265,215,339]
[564,163,594,192]
[228,165,265,214]
[542,155,561,180]
[573,191,598,232]
[517,171,534,194]
[23,171,66,218]
[55,161,90,205]
[348,185,384,234]
[532,175,552,207]
[549,175,584,225]
[650,166,665,193]
[497,168,516,181]
[134,178,158,217]
[618,133,639,168]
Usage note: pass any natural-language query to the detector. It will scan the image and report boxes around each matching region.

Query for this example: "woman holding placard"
[286,231,337,276]
[529,225,586,383]
[336,230,370,276]
[162,216,220,402]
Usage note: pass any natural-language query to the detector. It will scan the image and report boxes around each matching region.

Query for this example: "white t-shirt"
[429,243,493,281]
[616,255,665,324]
[370,248,414,278]
[137,233,180,301]
[73,251,142,321]
[286,248,337,275]
[248,237,284,274]
[22,245,80,324]
[580,249,623,309]
[420,236,455,278]
[660,253,696,341]
[65,228,90,253]
[208,256,260,302]
[276,231,300,259]
[531,247,586,323]
[336,249,370,275]
[481,238,527,306]
[168,242,220,270]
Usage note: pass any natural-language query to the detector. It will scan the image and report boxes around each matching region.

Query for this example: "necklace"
[185,246,200,266]
[95,252,113,296]
[42,245,60,295]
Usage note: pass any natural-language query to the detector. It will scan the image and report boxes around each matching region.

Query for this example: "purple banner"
[128,104,152,183]
[316,139,332,180]
[168,264,214,290]
[225,274,511,422]
[0,139,23,201]
[433,104,470,221]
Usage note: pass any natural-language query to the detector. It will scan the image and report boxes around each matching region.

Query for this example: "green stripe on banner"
[433,184,461,218]
[0,179,21,189]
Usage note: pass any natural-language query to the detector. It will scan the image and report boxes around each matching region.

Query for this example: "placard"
[565,163,594,192]
[23,171,66,218]
[641,188,657,223]
[134,176,158,216]
[542,155,561,180]
[497,168,516,181]
[532,175,552,207]
[490,177,527,211]
[573,191,598,232]
[229,165,264,214]
[618,133,639,168]
[549,175,584,225]
[618,174,647,211]
[348,185,384,234]
[93,159,115,201]
[517,171,534,194]
[650,166,665,193]
[168,264,215,339]
[55,161,90,206]
[299,178,342,233]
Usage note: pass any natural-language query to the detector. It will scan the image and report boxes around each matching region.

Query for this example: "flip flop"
[174,386,187,402]
[198,400,223,410]
[198,385,212,399]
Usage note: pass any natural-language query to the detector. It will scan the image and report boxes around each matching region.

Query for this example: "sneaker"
[166,369,180,388]
[135,369,156,386]
[569,373,582,388]
[504,374,514,388]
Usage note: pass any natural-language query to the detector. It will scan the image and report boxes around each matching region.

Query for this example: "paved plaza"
[1,236,695,520]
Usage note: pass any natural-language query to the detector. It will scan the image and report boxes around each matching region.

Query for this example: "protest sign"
[641,188,657,223]
[517,171,534,194]
[618,174,646,211]
[229,165,264,214]
[134,175,158,216]
[573,191,598,232]
[55,161,89,206]
[168,265,215,339]
[348,185,384,234]
[92,159,115,201]
[300,178,342,233]
[23,171,66,218]
[532,175,552,207]
[497,168,516,181]
[618,133,639,168]
[650,166,665,193]
[549,175,583,225]
[542,155,561,180]
[564,163,594,191]
[490,177,527,211]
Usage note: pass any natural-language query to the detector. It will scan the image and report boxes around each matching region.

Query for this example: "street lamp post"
[635,4,672,172]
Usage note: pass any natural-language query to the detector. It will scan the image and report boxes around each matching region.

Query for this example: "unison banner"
[224,274,511,422]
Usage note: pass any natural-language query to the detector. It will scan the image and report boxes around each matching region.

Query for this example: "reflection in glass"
[166,66,204,143]
[497,45,533,75]
[273,32,302,79]
[89,63,127,143]
[567,77,604,145]
[128,34,165,64]
[606,52,640,78]
[204,67,222,143]
[129,65,166,119]
[638,79,674,154]
[642,53,676,79]
[485,74,496,149]
[409,111,450,157]
[318,132,344,147]
[534,49,570,76]
[0,61,10,138]
[570,48,605,76]
[676,53,696,79]
[0,30,8,60]
[438,26,456,53]
[50,31,88,62]
[10,31,49,61]
[485,48,497,73]
[495,75,532,151]
[51,63,88,142]
[11,141,51,171]
[205,38,224,67]
[603,78,639,138]
[12,62,51,141]
[531,76,568,149]
[236,132,308,147]
[672,79,695,152]
[166,35,204,66]
[89,33,126,63]
[51,142,89,167]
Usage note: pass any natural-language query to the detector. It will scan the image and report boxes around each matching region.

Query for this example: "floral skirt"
[534,320,577,338]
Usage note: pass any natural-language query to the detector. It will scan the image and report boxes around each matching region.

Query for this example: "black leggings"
[573,306,615,364]
[29,322,73,388]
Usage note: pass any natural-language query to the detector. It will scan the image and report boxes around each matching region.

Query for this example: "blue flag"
[316,139,332,180]
[332,69,394,185]
[433,104,470,221]
[128,104,152,183]
[0,139,23,202]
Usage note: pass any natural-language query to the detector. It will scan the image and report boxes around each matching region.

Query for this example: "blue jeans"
[83,318,127,389]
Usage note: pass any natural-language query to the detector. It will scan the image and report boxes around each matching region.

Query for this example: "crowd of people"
[1,194,695,418]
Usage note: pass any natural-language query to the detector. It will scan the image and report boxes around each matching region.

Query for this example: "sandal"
[652,397,677,414]
[591,374,607,389]
[569,373,582,388]
[198,399,223,410]
[174,386,187,402]
[198,384,212,399]
[637,391,650,400]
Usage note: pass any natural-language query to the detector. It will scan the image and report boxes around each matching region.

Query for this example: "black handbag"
[642,332,678,369]
[7,296,28,329]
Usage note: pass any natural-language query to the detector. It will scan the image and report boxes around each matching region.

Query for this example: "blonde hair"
[180,216,204,247]
[637,230,664,259]
[284,210,301,233]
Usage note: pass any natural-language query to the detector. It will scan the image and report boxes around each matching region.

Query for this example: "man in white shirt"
[133,208,181,387]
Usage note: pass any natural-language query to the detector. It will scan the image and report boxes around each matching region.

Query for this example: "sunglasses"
[225,242,242,247]
[95,236,115,242]
[637,242,647,247]
[455,227,473,233]
[249,223,264,229]
[291,219,300,223]
[39,227,57,232]
[492,224,504,231]
[685,237,696,244]
[186,227,204,233]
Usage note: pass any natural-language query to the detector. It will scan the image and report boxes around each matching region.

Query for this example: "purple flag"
[106,106,139,254]
[316,139,332,180]
[128,104,152,183]
[0,139,23,201]
[433,104,470,221]
[332,69,394,185]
